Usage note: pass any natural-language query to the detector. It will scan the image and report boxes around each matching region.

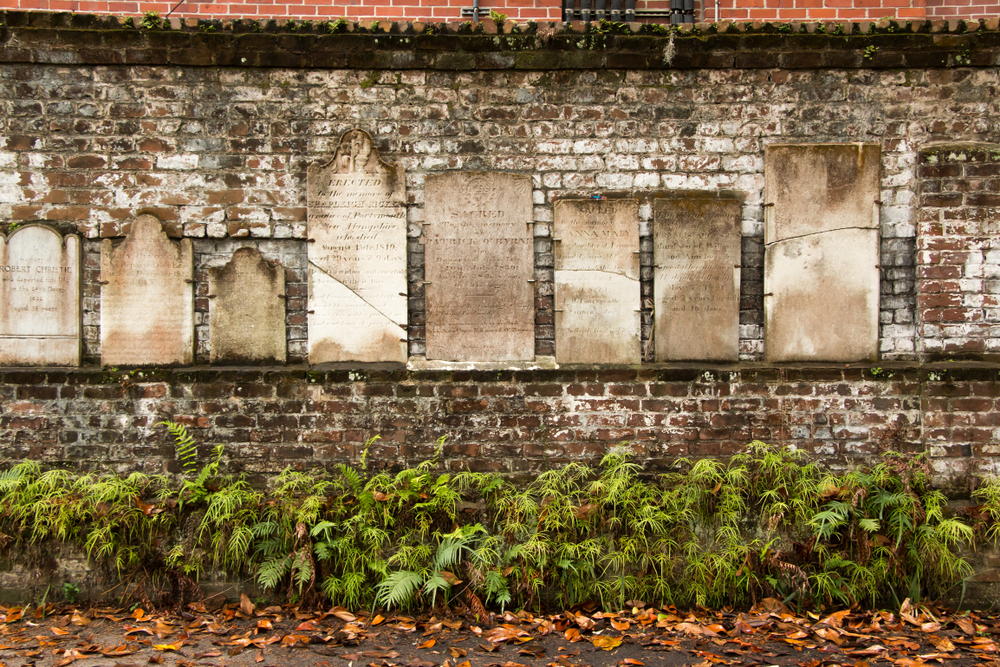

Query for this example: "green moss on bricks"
[433,52,476,70]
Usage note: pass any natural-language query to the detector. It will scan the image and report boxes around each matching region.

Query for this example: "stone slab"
[653,197,741,362]
[765,228,880,362]
[553,199,640,364]
[765,143,880,243]
[424,172,534,362]
[208,247,286,364]
[553,199,640,279]
[309,266,407,362]
[764,143,881,362]
[101,214,194,366]
[307,128,407,364]
[0,225,81,366]
[554,271,640,365]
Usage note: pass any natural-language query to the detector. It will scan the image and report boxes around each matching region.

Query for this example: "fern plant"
[159,422,262,577]
[0,438,981,612]
[158,420,199,475]
[808,453,973,605]
[971,477,1000,543]
[0,461,173,578]
[253,468,337,600]
[376,524,486,609]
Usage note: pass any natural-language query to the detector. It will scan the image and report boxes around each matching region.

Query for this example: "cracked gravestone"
[553,199,640,365]
[208,247,286,364]
[654,197,741,362]
[101,214,194,366]
[0,225,81,366]
[764,143,881,362]
[307,129,407,363]
[424,172,535,362]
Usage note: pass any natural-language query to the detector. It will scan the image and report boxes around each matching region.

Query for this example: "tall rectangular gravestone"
[553,199,640,365]
[209,247,286,364]
[424,172,535,362]
[654,197,741,362]
[0,225,81,366]
[101,214,194,366]
[764,143,881,362]
[308,129,407,363]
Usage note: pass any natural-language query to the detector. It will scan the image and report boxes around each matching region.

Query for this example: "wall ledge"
[0,11,997,70]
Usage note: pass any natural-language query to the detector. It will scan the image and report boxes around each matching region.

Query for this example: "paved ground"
[0,598,996,667]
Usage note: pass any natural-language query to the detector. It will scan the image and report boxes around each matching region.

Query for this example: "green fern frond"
[158,420,198,475]
[376,570,424,609]
[292,550,314,592]
[337,464,364,493]
[422,571,451,607]
[258,554,293,590]
[228,523,254,561]
[859,517,880,533]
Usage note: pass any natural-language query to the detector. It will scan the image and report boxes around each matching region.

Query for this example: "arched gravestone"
[764,143,881,362]
[307,129,408,364]
[100,214,194,366]
[208,247,287,364]
[0,225,81,366]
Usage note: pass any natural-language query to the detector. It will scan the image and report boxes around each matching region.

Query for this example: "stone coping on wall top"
[0,361,995,385]
[0,10,997,70]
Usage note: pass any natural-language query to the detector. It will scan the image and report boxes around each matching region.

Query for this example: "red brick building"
[0,0,993,28]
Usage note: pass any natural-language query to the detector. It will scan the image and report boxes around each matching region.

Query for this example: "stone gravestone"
[208,247,286,364]
[654,197,741,362]
[764,143,881,362]
[424,172,534,362]
[0,225,81,366]
[553,199,640,365]
[307,129,407,363]
[101,214,194,366]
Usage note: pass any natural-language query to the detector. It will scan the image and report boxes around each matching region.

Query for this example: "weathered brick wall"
[6,363,1000,603]
[3,365,995,493]
[917,144,1000,358]
[0,14,998,493]
[3,14,996,365]
[2,0,568,21]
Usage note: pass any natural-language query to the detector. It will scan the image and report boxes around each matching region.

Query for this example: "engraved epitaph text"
[101,214,194,366]
[307,129,407,363]
[424,172,534,362]
[553,199,640,364]
[209,247,287,364]
[654,198,741,362]
[0,225,81,366]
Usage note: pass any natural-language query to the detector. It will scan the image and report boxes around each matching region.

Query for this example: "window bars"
[462,0,694,23]
[562,0,636,22]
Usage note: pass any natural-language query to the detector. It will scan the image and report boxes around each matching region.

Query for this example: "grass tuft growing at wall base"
[0,427,995,612]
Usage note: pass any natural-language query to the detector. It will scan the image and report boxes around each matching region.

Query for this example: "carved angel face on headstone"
[349,132,373,173]
[335,130,376,174]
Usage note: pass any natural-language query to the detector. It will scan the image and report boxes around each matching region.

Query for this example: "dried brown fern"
[463,588,491,625]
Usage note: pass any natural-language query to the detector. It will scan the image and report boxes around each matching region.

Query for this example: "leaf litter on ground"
[0,597,998,667]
